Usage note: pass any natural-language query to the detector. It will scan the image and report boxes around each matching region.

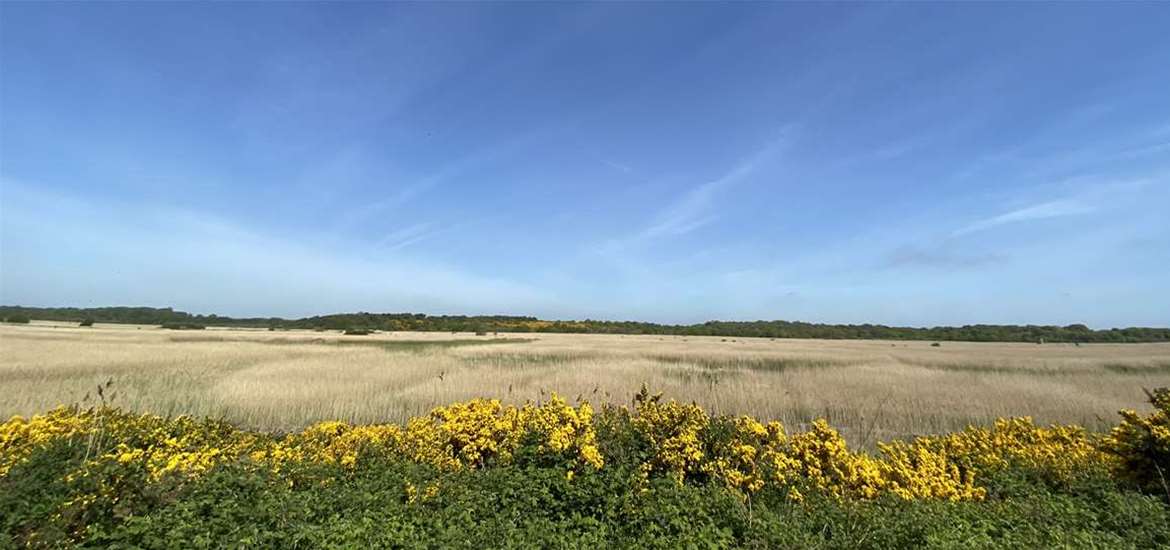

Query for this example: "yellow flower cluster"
[2,390,1149,505]
[404,481,440,504]
[631,396,709,483]
[515,395,603,470]
[402,398,521,469]
[700,416,799,494]
[1,407,91,476]
[876,439,983,500]
[1103,388,1170,494]
[252,395,605,475]
[904,417,1106,483]
[786,420,894,499]
[264,421,402,470]
[0,406,263,482]
[396,395,603,471]
[628,394,982,501]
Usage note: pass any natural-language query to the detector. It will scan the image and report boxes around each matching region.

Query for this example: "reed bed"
[2,322,1167,445]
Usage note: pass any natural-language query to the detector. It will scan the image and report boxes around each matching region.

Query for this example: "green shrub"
[5,396,1170,547]
[4,315,30,324]
[159,323,205,330]
[1103,387,1170,498]
[344,328,372,336]
[4,448,1167,548]
[79,318,95,327]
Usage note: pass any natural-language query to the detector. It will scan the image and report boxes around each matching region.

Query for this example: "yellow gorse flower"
[3,389,1150,505]
[631,395,709,483]
[903,417,1107,485]
[1102,388,1170,494]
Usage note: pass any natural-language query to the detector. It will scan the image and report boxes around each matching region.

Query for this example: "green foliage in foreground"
[2,436,1167,548]
[5,305,1170,343]
[3,458,1168,548]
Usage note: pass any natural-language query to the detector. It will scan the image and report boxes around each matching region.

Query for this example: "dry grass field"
[2,321,1168,445]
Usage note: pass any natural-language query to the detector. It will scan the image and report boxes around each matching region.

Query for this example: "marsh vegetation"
[2,322,1167,445]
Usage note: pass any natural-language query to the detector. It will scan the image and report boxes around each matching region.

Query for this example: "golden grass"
[2,321,1168,445]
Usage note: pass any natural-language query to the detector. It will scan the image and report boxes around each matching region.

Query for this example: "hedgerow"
[1,387,1167,548]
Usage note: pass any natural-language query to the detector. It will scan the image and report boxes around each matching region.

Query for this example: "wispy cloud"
[338,128,558,235]
[629,129,795,246]
[951,198,1095,237]
[340,167,458,231]
[948,107,1168,185]
[1110,140,1170,161]
[951,176,1163,238]
[601,159,632,174]
[884,245,1007,270]
[375,222,435,252]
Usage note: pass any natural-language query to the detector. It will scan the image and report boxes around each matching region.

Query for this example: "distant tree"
[3,305,1169,343]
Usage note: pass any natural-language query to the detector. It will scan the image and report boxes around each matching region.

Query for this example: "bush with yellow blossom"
[2,387,1168,548]
[1103,387,1170,497]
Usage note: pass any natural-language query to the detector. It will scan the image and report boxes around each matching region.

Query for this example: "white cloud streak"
[609,129,795,250]
[375,222,435,252]
[950,176,1163,239]
[951,198,1095,237]
[337,126,563,236]
[601,159,632,174]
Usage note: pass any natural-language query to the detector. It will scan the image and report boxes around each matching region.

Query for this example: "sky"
[1,3,1169,328]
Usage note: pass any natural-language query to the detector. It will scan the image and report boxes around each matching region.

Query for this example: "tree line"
[2,305,1167,343]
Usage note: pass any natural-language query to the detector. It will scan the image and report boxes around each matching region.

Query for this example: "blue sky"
[2,3,1168,327]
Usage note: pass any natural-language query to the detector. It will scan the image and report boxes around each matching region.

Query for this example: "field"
[2,321,1168,444]
[4,321,1170,547]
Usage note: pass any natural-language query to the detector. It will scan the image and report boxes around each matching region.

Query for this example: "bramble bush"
[1,387,1168,547]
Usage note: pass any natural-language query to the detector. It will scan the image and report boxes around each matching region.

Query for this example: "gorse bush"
[2,388,1168,547]
[1104,387,1170,497]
